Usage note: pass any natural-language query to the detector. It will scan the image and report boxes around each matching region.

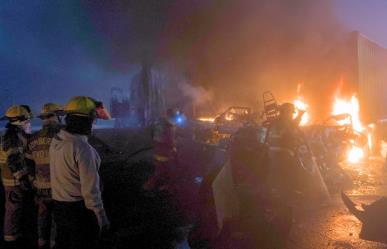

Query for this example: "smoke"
[0,0,351,118]
[158,0,349,115]
[178,81,213,105]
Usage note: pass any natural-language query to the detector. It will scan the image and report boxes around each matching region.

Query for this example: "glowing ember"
[347,146,364,163]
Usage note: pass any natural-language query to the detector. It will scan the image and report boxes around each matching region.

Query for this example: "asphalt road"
[93,129,387,249]
[287,158,387,249]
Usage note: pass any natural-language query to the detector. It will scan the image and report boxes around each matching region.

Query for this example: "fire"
[225,113,234,121]
[332,95,363,132]
[331,94,368,163]
[293,99,310,126]
[293,84,310,126]
[347,146,364,164]
[197,117,215,122]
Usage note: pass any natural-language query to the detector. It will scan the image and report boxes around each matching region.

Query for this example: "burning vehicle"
[195,106,257,146]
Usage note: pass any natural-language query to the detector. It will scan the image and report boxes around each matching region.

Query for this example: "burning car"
[195,106,257,146]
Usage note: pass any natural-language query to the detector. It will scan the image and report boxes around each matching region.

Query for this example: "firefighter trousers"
[3,186,24,242]
[36,188,53,248]
[53,200,99,249]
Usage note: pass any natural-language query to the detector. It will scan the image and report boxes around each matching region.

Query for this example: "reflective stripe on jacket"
[27,124,62,189]
[0,128,29,187]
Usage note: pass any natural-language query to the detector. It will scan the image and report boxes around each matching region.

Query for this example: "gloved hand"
[19,175,34,192]
[298,109,306,115]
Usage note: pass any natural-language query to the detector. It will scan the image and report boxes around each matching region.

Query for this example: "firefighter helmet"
[21,105,33,119]
[64,96,111,120]
[38,103,65,119]
[1,105,31,125]
[279,103,295,115]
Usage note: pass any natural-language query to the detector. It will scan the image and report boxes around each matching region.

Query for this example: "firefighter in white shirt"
[49,96,110,249]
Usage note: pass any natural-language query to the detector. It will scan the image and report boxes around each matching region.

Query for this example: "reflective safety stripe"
[269,146,295,157]
[0,150,7,164]
[13,168,27,180]
[5,147,23,156]
[154,154,169,162]
[24,152,33,160]
[2,178,19,186]
[4,234,20,241]
[35,181,51,189]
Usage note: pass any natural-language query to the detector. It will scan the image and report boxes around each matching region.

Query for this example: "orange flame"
[293,99,310,126]
[197,117,215,122]
[331,94,367,163]
[347,146,364,163]
[293,84,310,126]
[332,95,363,132]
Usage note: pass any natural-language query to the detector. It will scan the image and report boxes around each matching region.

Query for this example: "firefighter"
[144,108,179,190]
[269,103,305,148]
[26,103,64,249]
[50,96,110,249]
[0,105,34,248]
[278,103,304,129]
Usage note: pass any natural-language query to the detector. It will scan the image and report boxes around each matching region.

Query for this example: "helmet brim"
[38,110,65,119]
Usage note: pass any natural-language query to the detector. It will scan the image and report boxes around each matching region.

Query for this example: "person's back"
[27,103,64,249]
[50,96,110,249]
[50,129,101,204]
[29,124,62,188]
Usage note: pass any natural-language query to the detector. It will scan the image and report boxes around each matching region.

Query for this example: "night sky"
[335,0,387,47]
[0,0,386,114]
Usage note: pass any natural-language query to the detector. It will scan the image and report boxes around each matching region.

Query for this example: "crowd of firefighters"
[0,97,112,249]
[0,94,310,249]
[0,95,183,249]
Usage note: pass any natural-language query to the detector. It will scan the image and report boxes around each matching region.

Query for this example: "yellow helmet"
[1,105,31,125]
[38,103,64,119]
[64,96,111,120]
